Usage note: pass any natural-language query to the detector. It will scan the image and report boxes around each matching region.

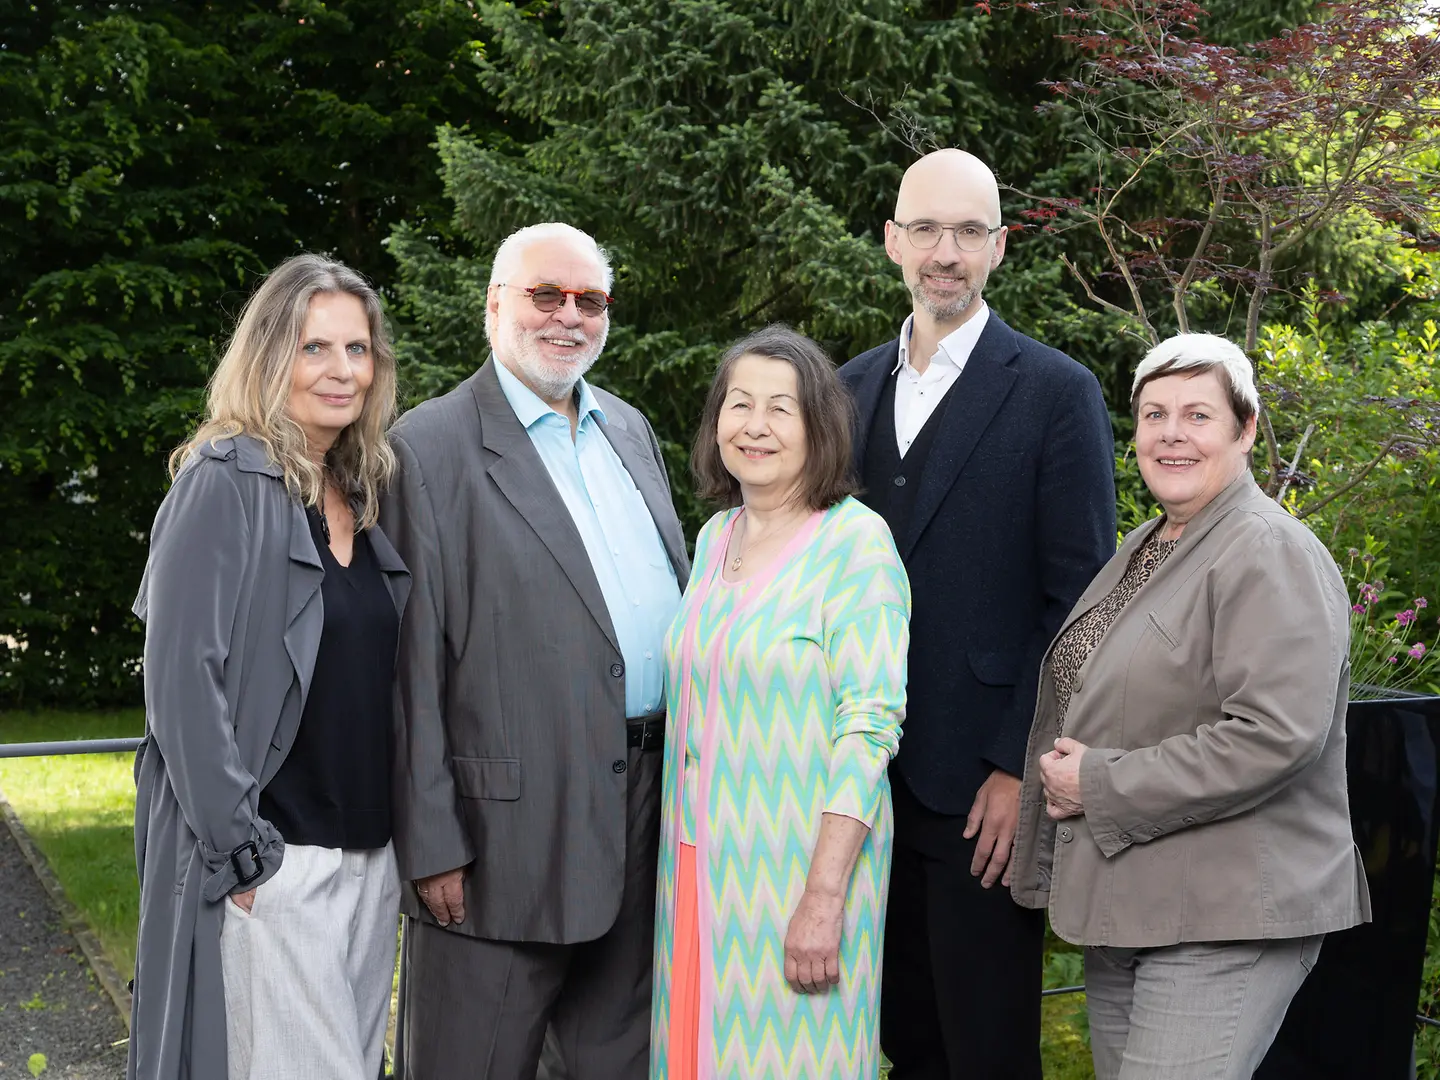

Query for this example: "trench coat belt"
[626,708,666,752]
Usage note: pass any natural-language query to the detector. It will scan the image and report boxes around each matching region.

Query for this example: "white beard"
[501,316,609,401]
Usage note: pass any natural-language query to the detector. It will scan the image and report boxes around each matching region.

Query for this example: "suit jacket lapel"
[849,340,899,466]
[471,362,622,654]
[596,407,691,588]
[902,317,1021,558]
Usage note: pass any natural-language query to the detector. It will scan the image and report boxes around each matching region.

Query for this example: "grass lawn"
[0,709,1096,1076]
[0,709,145,983]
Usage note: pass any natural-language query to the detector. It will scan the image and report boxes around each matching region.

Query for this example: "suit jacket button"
[1057,826,1073,842]
[1150,826,1162,837]
[1183,816,1196,825]
[610,663,624,678]
[1119,833,1131,843]
[893,475,907,487]
[612,759,627,774]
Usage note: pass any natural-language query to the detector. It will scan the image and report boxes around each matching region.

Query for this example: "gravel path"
[0,821,127,1079]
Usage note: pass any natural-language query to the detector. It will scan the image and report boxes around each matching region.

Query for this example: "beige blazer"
[1010,472,1371,947]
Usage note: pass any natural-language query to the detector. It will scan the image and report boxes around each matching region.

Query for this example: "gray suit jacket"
[129,436,410,1080]
[381,360,690,944]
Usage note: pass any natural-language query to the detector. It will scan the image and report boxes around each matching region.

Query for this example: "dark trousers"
[396,746,660,1080]
[881,773,1045,1080]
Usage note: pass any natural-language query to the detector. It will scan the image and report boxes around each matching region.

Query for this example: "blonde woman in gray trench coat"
[128,255,410,1080]
[1009,333,1370,1080]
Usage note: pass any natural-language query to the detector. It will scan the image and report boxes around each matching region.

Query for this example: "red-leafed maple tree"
[1000,0,1440,492]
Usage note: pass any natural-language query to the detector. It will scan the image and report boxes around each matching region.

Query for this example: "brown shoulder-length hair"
[691,324,858,511]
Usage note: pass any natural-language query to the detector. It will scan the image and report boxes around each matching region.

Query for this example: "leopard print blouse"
[1049,525,1178,734]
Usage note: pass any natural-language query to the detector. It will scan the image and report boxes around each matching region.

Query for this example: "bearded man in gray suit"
[381,222,689,1080]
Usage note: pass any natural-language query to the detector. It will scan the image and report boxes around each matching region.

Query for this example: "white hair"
[487,222,614,291]
[1131,332,1260,423]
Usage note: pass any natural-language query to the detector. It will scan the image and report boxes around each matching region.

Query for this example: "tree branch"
[1258,403,1285,498]
[1295,436,1401,519]
[1059,254,1158,344]
[1274,421,1314,505]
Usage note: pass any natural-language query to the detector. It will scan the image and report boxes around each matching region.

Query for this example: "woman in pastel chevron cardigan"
[652,325,912,1080]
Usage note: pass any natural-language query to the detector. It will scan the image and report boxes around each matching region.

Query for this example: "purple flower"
[1388,656,1400,664]
[1352,604,1366,614]
[1398,610,1417,627]
[1418,598,1430,610]
[1410,643,1428,660]
[1348,548,1361,559]
[1363,553,1375,563]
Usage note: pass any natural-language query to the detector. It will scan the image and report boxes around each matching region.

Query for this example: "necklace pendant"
[729,555,743,572]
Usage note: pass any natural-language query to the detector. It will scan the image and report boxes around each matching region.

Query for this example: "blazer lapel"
[849,340,899,466]
[471,362,622,654]
[596,407,691,588]
[902,317,1020,557]
[283,499,325,710]
[368,523,413,620]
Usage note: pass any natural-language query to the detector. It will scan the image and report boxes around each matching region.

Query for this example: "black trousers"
[881,773,1045,1080]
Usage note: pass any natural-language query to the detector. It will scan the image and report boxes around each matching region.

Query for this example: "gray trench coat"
[126,435,410,1080]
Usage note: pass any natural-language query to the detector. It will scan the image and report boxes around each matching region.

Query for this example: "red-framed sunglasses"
[501,282,614,318]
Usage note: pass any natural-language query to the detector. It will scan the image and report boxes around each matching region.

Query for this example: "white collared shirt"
[891,303,990,457]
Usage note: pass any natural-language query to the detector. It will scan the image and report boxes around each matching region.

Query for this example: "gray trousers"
[397,746,660,1080]
[1084,936,1324,1080]
[219,842,401,1080]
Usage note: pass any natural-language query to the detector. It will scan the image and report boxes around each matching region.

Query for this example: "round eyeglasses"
[499,283,613,317]
[892,220,1003,252]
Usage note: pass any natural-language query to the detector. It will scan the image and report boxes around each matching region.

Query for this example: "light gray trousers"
[1084,936,1323,1080]
[220,842,401,1080]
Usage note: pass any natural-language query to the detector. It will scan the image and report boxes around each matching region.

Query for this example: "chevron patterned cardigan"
[651,497,911,1079]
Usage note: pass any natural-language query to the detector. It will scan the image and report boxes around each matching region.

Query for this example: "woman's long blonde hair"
[169,254,398,528]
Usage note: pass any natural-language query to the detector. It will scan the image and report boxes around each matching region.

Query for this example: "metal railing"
[5,737,1440,1035]
[0,738,144,758]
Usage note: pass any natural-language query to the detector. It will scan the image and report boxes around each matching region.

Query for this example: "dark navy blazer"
[838,313,1117,815]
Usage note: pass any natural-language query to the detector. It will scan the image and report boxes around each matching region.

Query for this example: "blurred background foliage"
[3,0,1437,705]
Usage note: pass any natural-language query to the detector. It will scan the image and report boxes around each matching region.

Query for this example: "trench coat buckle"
[229,840,264,886]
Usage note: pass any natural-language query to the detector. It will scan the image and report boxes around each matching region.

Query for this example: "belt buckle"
[640,718,662,752]
[229,840,264,886]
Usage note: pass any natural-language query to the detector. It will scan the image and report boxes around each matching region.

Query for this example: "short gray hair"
[487,222,614,292]
[1131,333,1259,436]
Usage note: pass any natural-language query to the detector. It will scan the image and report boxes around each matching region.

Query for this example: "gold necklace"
[728,510,803,573]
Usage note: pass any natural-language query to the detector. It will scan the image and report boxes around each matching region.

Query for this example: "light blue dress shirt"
[494,358,682,717]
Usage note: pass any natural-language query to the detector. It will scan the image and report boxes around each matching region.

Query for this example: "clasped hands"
[1040,736,1087,821]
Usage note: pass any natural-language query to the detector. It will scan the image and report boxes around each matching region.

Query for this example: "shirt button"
[1183,816,1196,825]
[893,476,907,487]
[644,702,653,711]
[610,663,624,678]
[644,651,653,660]
[1119,833,1131,843]
[612,759,627,774]
[1058,826,1073,843]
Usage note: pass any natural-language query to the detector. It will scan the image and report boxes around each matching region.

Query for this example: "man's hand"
[964,768,1021,889]
[415,867,467,927]
[231,888,256,914]
[1040,737,1087,820]
[783,889,844,995]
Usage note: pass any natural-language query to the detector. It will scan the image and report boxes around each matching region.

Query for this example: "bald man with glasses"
[382,222,689,1079]
[839,150,1117,1079]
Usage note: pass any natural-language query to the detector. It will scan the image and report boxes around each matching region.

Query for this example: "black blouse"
[259,508,400,850]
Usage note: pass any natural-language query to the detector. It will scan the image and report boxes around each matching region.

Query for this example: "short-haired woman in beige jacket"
[1009,333,1370,1080]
